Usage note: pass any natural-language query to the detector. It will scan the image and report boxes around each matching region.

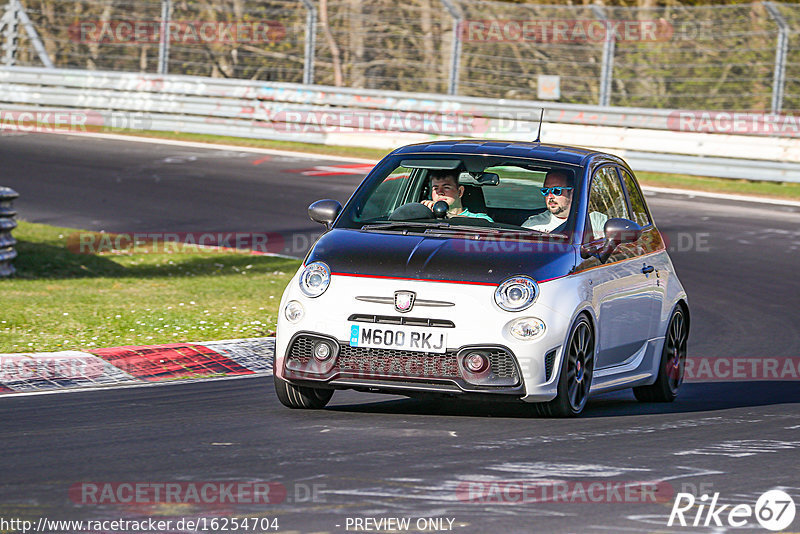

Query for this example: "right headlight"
[494,276,538,312]
[298,262,330,297]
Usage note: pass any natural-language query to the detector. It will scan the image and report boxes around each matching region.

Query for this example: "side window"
[620,169,651,227]
[585,166,629,241]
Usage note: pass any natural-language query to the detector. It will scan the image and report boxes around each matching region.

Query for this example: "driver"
[420,170,493,222]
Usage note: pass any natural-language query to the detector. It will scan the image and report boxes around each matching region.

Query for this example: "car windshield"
[336,155,580,239]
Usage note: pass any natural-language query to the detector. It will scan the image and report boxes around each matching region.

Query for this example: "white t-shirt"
[521,211,568,233]
[522,211,609,239]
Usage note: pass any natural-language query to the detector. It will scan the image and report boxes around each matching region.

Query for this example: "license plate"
[348,324,447,354]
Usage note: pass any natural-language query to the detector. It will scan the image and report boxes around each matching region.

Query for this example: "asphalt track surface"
[2,132,800,533]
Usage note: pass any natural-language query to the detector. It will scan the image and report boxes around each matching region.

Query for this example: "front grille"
[348,314,455,328]
[337,346,460,379]
[285,335,521,388]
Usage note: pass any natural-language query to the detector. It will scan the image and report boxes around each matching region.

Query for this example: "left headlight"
[284,300,304,323]
[299,262,331,297]
[494,275,538,312]
[508,317,546,340]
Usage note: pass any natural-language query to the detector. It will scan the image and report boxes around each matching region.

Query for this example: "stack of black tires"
[0,187,18,277]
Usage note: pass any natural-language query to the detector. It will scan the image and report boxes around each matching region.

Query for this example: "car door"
[581,166,655,370]
[618,167,664,341]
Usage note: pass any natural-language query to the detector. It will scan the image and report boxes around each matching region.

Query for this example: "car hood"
[306,229,576,285]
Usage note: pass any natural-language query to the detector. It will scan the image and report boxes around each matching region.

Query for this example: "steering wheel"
[389,201,449,221]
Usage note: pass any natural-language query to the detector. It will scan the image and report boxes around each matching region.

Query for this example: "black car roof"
[389,140,603,166]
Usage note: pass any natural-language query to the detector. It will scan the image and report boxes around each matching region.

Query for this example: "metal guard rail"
[1,66,799,182]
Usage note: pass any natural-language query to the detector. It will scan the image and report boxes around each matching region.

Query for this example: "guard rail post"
[440,0,463,96]
[592,5,615,107]
[0,186,18,277]
[157,0,172,75]
[2,0,18,66]
[764,2,788,115]
[299,0,317,85]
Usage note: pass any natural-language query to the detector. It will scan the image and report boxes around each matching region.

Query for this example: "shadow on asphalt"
[325,382,800,419]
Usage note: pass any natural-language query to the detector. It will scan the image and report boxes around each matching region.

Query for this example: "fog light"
[313,341,332,361]
[509,317,546,340]
[284,300,304,323]
[464,352,490,374]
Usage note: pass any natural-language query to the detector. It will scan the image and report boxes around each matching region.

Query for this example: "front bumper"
[282,331,527,397]
[276,273,578,402]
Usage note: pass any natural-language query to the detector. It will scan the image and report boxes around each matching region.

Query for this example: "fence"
[3,0,800,114]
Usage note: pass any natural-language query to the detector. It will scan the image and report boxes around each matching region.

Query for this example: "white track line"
[642,185,800,208]
[69,131,379,163]
[43,131,800,207]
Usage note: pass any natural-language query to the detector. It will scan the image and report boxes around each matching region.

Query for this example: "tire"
[536,316,594,418]
[633,306,688,403]
[274,374,334,409]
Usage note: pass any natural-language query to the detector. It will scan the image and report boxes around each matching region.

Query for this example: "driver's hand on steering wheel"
[420,200,435,209]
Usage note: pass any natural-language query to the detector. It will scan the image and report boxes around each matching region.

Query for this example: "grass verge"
[110,129,800,201]
[0,221,301,353]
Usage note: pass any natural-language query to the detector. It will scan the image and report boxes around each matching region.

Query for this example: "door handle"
[642,265,654,274]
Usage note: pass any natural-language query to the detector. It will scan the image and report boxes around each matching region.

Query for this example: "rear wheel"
[536,316,594,417]
[274,375,334,409]
[633,306,688,403]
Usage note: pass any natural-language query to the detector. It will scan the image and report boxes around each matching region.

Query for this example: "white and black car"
[274,140,689,417]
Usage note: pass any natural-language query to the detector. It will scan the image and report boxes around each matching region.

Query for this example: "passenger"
[522,170,607,237]
[521,170,574,232]
[421,170,494,222]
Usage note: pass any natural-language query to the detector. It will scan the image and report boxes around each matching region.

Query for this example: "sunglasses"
[540,186,573,197]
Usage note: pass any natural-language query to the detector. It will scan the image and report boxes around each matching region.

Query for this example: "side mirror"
[581,218,642,263]
[598,218,642,263]
[604,217,642,245]
[308,199,342,229]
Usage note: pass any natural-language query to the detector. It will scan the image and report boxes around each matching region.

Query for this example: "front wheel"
[536,316,595,417]
[274,375,334,409]
[633,306,688,403]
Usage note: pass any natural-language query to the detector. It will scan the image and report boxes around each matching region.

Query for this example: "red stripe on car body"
[331,271,498,286]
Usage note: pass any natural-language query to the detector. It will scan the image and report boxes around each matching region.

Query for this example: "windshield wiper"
[431,225,568,239]
[361,221,453,231]
[361,222,566,239]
